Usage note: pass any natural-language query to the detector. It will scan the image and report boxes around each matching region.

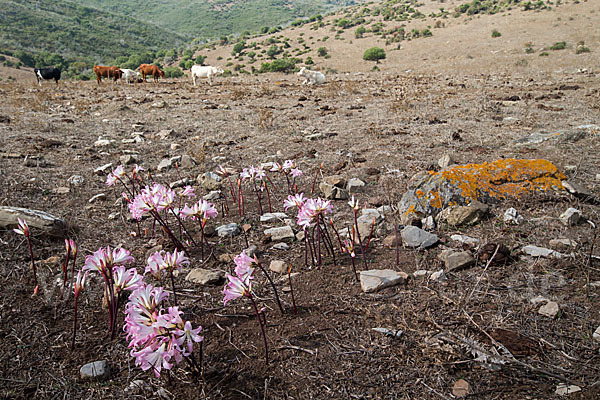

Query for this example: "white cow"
[120,68,141,83]
[297,67,326,85]
[191,65,224,86]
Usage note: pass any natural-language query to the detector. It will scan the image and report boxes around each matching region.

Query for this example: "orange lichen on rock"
[434,158,566,203]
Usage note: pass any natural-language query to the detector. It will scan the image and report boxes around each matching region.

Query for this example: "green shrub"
[232,41,246,55]
[549,41,566,50]
[317,47,328,57]
[355,26,367,38]
[491,29,501,38]
[305,56,314,65]
[258,57,300,73]
[363,47,386,63]
[576,46,590,54]
[164,66,184,78]
[539,51,549,56]
[267,45,281,59]
[195,55,206,65]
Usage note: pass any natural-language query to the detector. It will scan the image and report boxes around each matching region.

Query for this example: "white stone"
[538,301,559,318]
[271,242,289,250]
[67,175,85,186]
[203,191,222,200]
[413,270,431,278]
[88,193,106,203]
[593,326,600,343]
[504,208,523,224]
[94,163,113,175]
[360,269,408,293]
[530,295,549,305]
[157,158,172,172]
[157,129,174,139]
[260,212,288,222]
[372,327,403,338]
[450,234,480,246]
[522,245,564,258]
[269,260,287,273]
[216,223,240,237]
[438,153,454,169]
[80,360,110,381]
[346,178,366,192]
[559,208,582,226]
[430,269,447,283]
[555,383,581,396]
[264,226,295,241]
[94,137,113,147]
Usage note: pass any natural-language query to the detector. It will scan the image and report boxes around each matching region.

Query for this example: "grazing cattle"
[297,67,326,85]
[137,64,165,82]
[34,67,61,86]
[191,65,224,86]
[121,68,142,83]
[93,65,123,84]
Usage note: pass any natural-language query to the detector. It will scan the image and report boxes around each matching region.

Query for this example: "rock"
[271,242,289,250]
[593,326,600,343]
[360,269,408,293]
[52,187,70,194]
[125,379,152,395]
[562,180,600,205]
[439,201,488,226]
[157,158,173,172]
[401,226,439,249]
[413,270,431,278]
[296,230,305,241]
[269,260,287,273]
[522,245,564,258]
[152,101,167,109]
[179,154,196,169]
[346,178,365,192]
[94,137,113,147]
[555,384,581,396]
[88,193,106,203]
[94,163,113,175]
[169,178,194,189]
[422,215,435,230]
[530,295,549,305]
[504,208,523,224]
[120,154,138,165]
[445,251,475,272]
[357,209,383,238]
[383,234,398,247]
[549,238,578,251]
[319,182,349,200]
[243,245,259,258]
[437,249,455,262]
[80,360,110,381]
[260,212,288,222]
[430,269,447,282]
[203,191,222,201]
[0,206,68,238]
[185,268,224,285]
[452,379,470,398]
[216,223,240,238]
[322,175,346,188]
[218,253,235,263]
[450,234,480,246]
[198,172,222,190]
[398,159,566,224]
[67,175,85,186]
[538,301,559,318]
[438,154,454,169]
[156,387,173,400]
[559,208,582,226]
[372,327,403,338]
[157,129,174,139]
[264,226,295,241]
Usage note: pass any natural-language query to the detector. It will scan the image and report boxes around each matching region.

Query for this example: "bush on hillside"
[363,47,386,63]
[258,58,300,73]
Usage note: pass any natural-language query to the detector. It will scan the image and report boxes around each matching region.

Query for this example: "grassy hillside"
[78,0,359,39]
[0,0,187,62]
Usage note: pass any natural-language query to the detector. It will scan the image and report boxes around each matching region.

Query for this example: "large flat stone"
[80,360,110,381]
[0,206,68,238]
[264,226,295,241]
[360,269,408,293]
[185,268,224,285]
[401,226,439,249]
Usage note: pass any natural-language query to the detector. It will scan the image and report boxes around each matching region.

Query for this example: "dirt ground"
[1,2,600,399]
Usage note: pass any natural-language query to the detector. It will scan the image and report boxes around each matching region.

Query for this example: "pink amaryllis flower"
[240,165,266,182]
[180,199,218,222]
[223,274,252,305]
[113,266,144,293]
[13,217,30,236]
[283,193,306,210]
[145,250,189,279]
[83,246,134,274]
[178,185,195,199]
[233,252,257,282]
[73,270,88,298]
[296,198,333,230]
[106,165,126,187]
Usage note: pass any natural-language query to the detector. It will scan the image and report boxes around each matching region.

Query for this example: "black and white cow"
[34,67,61,86]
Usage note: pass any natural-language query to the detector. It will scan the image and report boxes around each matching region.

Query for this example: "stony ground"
[1,63,600,400]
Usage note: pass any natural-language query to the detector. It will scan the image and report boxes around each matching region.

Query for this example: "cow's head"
[159,69,165,78]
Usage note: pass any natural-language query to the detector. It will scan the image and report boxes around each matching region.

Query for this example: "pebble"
[185,268,224,285]
[445,251,475,272]
[157,158,173,172]
[438,153,454,169]
[549,238,578,251]
[269,260,287,273]
[555,383,581,396]
[243,245,259,258]
[360,269,408,293]
[67,175,85,186]
[593,326,600,343]
[538,301,559,318]
[559,208,582,226]
[157,129,174,139]
[450,234,480,246]
[260,212,288,222]
[346,178,366,192]
[216,223,240,238]
[120,154,138,165]
[271,242,289,250]
[88,193,106,203]
[125,379,152,395]
[372,327,403,338]
[504,207,523,224]
[430,269,447,283]
[413,270,431,278]
[264,226,295,241]
[522,245,564,258]
[94,163,113,175]
[80,360,110,381]
[401,226,439,249]
[203,190,222,200]
[94,137,113,147]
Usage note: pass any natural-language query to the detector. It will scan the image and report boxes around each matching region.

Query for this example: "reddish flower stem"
[256,261,284,315]
[71,296,79,350]
[249,295,269,364]
[288,265,297,315]
[26,236,38,290]
[353,211,369,271]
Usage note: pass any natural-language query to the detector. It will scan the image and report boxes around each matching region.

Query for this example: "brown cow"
[94,66,123,84]
[137,64,165,82]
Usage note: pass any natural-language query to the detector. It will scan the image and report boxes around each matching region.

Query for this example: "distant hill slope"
[77,0,359,39]
[0,0,187,62]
